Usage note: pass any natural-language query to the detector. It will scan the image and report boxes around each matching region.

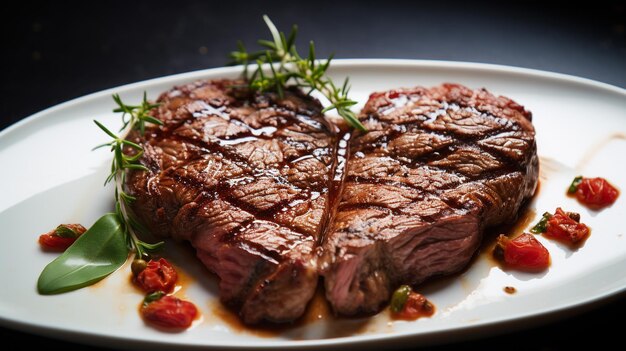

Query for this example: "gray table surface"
[2,1,625,349]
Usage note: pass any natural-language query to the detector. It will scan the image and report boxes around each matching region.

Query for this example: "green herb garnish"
[92,93,165,259]
[530,212,552,234]
[38,93,164,294]
[568,176,583,194]
[143,291,165,306]
[38,214,128,294]
[229,15,366,132]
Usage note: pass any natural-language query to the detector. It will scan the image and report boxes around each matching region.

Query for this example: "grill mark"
[151,88,528,232]
[165,119,335,183]
[222,193,313,238]
[354,151,481,182]
[168,134,255,165]
[153,102,333,243]
[360,140,526,178]
[335,203,399,217]
[165,172,314,239]
[153,136,330,195]
[338,94,533,238]
[340,177,469,215]
[345,175,458,195]
[362,120,526,165]
[362,100,530,169]
[220,223,284,264]
[336,203,404,218]
[143,93,332,167]
[218,218,256,243]
[334,202,446,227]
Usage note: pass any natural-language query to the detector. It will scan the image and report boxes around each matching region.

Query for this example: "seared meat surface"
[126,80,538,322]
[126,80,338,324]
[322,84,538,315]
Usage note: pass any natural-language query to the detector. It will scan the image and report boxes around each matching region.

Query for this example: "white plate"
[1,59,625,349]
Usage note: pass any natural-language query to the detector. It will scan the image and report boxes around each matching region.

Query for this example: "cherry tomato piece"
[495,233,550,272]
[546,208,589,245]
[575,177,619,209]
[395,291,435,320]
[38,224,86,251]
[135,258,178,293]
[38,234,77,251]
[142,295,197,329]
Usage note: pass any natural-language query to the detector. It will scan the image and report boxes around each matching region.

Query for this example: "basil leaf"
[37,213,129,294]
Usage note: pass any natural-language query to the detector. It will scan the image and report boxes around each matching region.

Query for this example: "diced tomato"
[38,234,77,251]
[495,233,550,272]
[394,291,435,320]
[38,224,86,251]
[141,295,198,329]
[135,258,178,293]
[575,177,619,209]
[546,207,590,245]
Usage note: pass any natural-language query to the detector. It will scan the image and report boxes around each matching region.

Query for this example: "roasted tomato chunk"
[38,224,87,251]
[545,207,590,245]
[142,295,197,329]
[494,233,550,272]
[569,176,619,209]
[390,285,435,320]
[135,258,178,293]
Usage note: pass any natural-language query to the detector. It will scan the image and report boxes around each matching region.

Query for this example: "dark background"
[1,0,625,349]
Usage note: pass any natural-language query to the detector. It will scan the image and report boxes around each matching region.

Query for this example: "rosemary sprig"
[229,15,367,132]
[93,93,164,258]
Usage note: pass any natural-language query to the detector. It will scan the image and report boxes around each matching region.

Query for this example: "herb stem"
[94,93,164,259]
[229,15,366,132]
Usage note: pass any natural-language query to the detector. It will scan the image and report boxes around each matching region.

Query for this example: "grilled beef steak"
[126,80,538,322]
[322,84,538,316]
[125,80,338,324]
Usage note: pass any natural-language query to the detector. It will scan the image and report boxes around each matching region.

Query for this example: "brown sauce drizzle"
[207,283,370,339]
[575,133,626,171]
[503,286,517,294]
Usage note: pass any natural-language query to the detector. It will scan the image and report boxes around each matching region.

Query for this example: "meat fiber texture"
[126,80,538,323]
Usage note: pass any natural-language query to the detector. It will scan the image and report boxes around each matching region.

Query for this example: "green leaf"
[123,163,149,172]
[286,25,298,50]
[93,120,118,139]
[121,139,143,150]
[37,213,129,295]
[142,116,164,126]
[257,39,277,50]
[262,15,282,50]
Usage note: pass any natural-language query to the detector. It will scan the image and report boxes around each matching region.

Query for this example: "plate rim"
[1,59,626,349]
[2,59,624,139]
